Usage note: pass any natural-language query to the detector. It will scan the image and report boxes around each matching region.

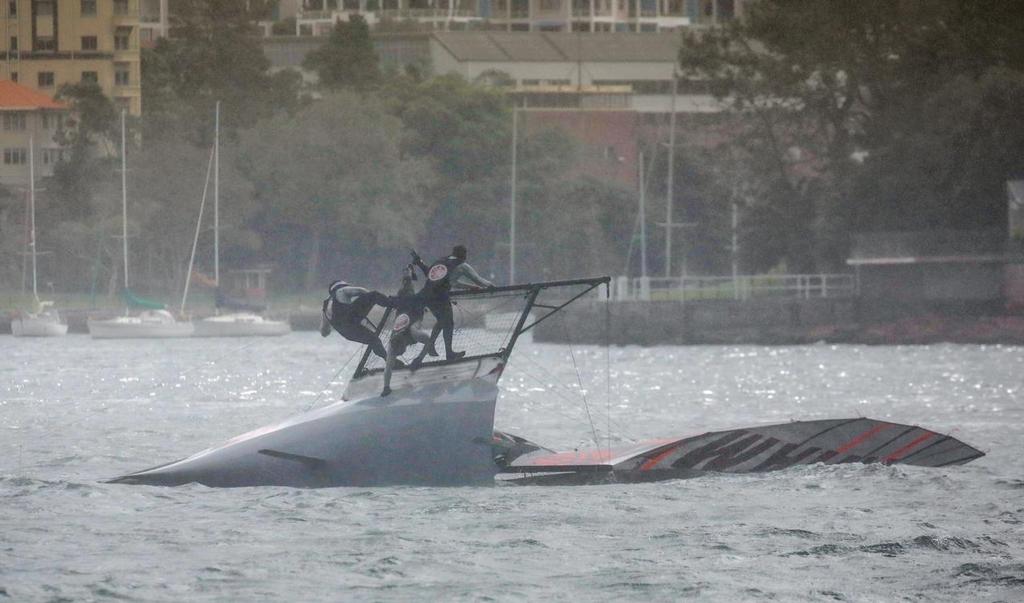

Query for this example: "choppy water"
[2,334,1022,601]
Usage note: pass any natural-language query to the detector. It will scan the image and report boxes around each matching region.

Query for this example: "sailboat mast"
[214,101,220,286]
[121,109,129,289]
[29,136,37,301]
[509,100,517,285]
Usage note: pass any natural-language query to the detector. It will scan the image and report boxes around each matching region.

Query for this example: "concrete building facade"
[293,0,746,35]
[0,0,142,115]
[0,79,69,187]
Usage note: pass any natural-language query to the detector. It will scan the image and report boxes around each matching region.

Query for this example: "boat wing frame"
[350,276,610,380]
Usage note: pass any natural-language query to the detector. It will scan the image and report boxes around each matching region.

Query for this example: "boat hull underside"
[112,383,499,488]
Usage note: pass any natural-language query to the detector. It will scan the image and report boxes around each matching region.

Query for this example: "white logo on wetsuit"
[393,313,410,332]
[428,264,448,282]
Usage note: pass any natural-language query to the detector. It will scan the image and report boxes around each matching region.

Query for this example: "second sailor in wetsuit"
[410,244,493,366]
[381,263,437,396]
[320,280,392,360]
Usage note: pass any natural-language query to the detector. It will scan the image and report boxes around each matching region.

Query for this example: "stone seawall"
[534,298,857,345]
[5,299,1024,344]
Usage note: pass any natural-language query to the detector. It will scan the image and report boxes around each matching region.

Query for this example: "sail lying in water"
[498,418,986,485]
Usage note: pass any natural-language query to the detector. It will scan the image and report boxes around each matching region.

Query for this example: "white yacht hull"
[110,376,499,487]
[192,313,291,337]
[11,314,68,337]
[88,311,194,339]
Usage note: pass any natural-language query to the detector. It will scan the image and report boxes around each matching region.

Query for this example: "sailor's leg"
[435,302,463,359]
[338,322,388,360]
[320,301,332,337]
[382,339,396,396]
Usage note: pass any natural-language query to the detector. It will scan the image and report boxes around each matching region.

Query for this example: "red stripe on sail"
[835,423,892,454]
[884,432,935,463]
[640,444,681,471]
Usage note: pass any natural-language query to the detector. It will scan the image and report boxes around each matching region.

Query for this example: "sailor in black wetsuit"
[381,264,437,396]
[320,280,392,360]
[410,245,493,366]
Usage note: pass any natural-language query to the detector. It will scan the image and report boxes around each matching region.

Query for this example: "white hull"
[11,314,68,337]
[88,310,194,339]
[111,375,500,487]
[192,313,291,337]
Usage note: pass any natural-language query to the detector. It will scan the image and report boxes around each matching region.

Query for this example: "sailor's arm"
[455,263,494,288]
[409,249,429,277]
[333,286,370,304]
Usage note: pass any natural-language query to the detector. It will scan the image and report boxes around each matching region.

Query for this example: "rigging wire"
[562,315,601,450]
[605,284,612,459]
[178,337,264,378]
[507,347,637,442]
[302,345,362,412]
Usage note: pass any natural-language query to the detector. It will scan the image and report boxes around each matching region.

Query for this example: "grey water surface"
[1,334,1022,601]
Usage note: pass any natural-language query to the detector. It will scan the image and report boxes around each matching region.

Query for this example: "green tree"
[142,0,299,143]
[679,0,1024,270]
[237,92,434,289]
[303,15,380,91]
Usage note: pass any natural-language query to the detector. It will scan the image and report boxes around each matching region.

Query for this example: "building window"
[35,37,56,52]
[540,0,561,10]
[114,27,131,50]
[81,36,98,51]
[115,64,130,86]
[37,72,55,88]
[82,71,98,83]
[36,1,55,15]
[8,1,15,17]
[3,148,27,165]
[10,71,17,82]
[9,37,16,51]
[42,148,63,165]
[81,0,97,15]
[114,0,129,15]
[41,113,54,129]
[3,112,26,131]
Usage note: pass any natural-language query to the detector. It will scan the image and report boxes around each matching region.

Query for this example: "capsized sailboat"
[109,276,984,487]
[12,137,67,337]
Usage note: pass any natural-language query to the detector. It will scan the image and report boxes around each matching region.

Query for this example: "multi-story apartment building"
[0,79,69,187]
[0,0,142,115]
[294,0,745,35]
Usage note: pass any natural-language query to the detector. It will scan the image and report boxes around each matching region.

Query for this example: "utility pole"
[665,71,678,277]
[509,99,518,284]
[214,100,220,286]
[732,200,739,299]
[639,151,647,279]
[121,109,128,290]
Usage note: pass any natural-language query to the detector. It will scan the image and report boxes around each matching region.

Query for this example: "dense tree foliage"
[679,0,1024,271]
[303,15,380,91]
[142,0,301,143]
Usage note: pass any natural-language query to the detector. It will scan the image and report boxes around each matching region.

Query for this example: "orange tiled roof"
[0,80,68,110]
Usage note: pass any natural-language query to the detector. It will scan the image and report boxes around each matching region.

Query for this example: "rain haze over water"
[2,334,1022,601]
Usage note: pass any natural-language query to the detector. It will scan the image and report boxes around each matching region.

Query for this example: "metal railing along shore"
[609,273,858,302]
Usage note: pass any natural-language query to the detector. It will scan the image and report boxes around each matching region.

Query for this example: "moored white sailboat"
[192,102,289,337]
[87,111,193,339]
[11,138,68,338]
